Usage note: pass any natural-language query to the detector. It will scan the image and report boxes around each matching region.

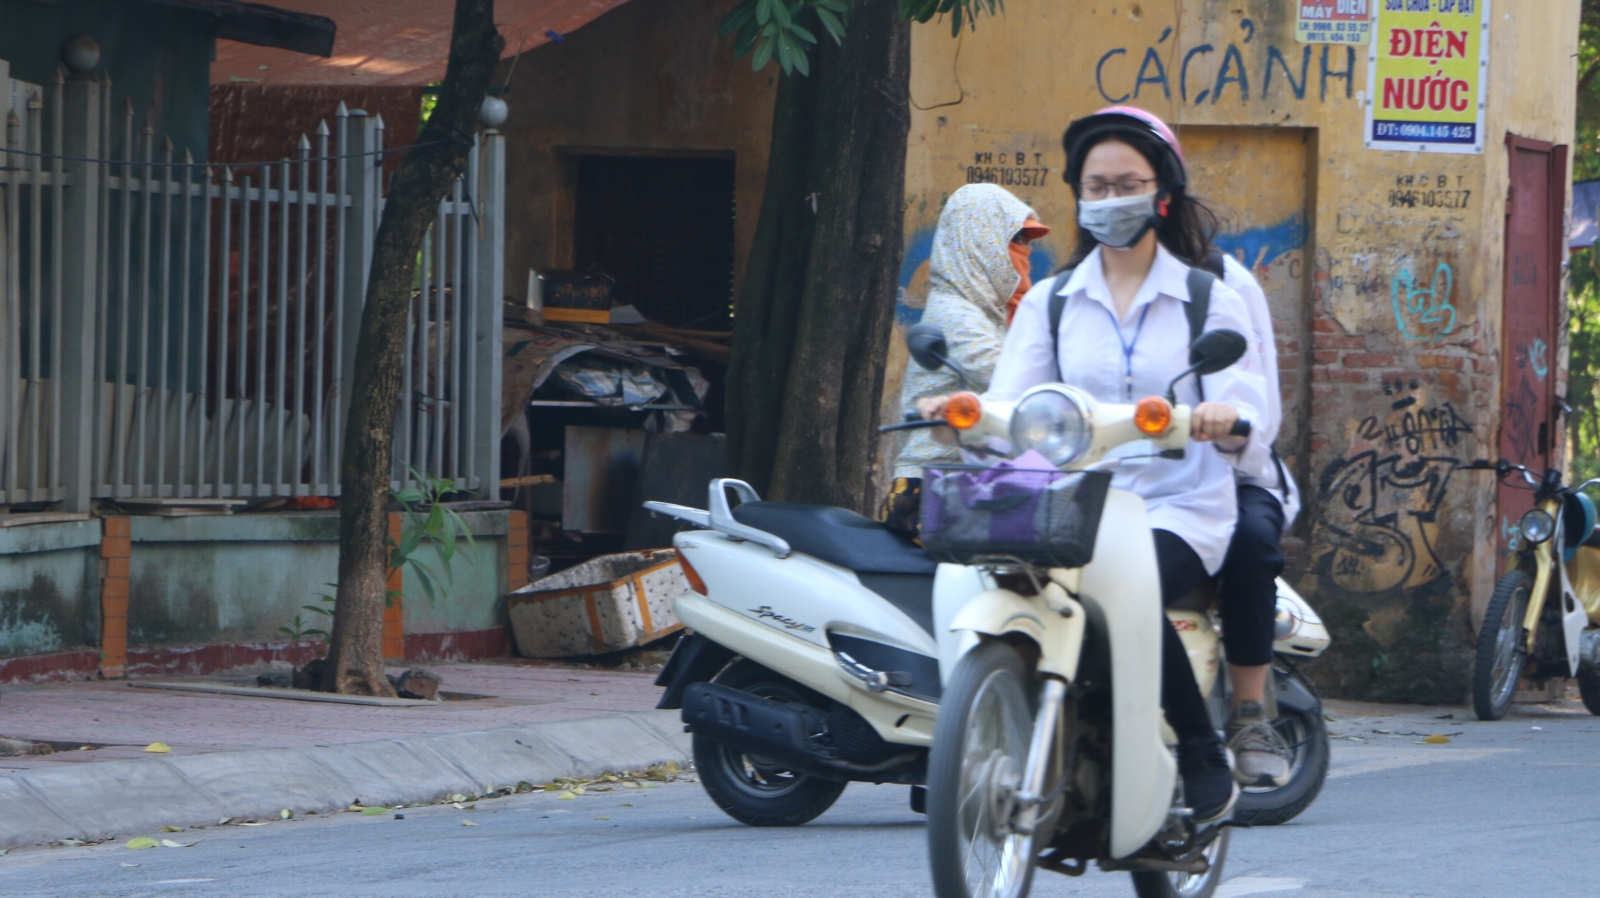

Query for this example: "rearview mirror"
[1190,329,1248,376]
[905,324,949,372]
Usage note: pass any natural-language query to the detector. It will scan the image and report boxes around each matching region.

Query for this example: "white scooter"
[905,326,1325,898]
[647,481,943,826]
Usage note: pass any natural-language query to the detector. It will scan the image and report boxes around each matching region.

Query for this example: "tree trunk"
[323,1,503,695]
[724,3,911,512]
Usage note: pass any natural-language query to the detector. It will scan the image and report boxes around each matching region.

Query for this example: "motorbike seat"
[731,501,937,634]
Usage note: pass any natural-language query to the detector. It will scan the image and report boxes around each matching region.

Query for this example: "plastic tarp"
[212,0,633,86]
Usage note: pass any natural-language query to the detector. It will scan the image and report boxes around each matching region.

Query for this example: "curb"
[0,710,690,851]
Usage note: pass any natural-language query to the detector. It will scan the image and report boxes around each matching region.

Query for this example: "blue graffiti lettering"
[1158,26,1172,44]
[1264,45,1311,100]
[1320,44,1356,101]
[1181,44,1215,103]
[1529,339,1549,380]
[1391,262,1457,342]
[1239,18,1256,43]
[1211,44,1249,104]
[1213,216,1307,271]
[1096,48,1131,103]
[1134,47,1171,100]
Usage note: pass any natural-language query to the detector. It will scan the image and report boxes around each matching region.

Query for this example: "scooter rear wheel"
[692,661,847,827]
[1472,570,1532,721]
[926,640,1039,898]
[1579,673,1600,716]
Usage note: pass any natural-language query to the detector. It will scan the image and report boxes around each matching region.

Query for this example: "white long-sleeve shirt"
[1221,255,1302,528]
[987,245,1268,574]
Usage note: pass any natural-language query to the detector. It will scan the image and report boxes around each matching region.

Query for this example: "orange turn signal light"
[1133,396,1173,435]
[945,392,982,430]
[675,548,707,595]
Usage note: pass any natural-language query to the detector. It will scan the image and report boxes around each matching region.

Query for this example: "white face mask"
[1077,191,1157,249]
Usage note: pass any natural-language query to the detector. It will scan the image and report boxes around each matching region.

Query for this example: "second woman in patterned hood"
[881,184,1046,532]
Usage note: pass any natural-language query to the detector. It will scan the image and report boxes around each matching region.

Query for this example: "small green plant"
[279,592,334,665]
[281,468,479,660]
[390,465,479,607]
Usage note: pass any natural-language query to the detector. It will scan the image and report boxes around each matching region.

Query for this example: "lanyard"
[1100,302,1152,400]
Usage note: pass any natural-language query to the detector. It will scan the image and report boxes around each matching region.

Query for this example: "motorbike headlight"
[1519,508,1555,544]
[1009,386,1092,466]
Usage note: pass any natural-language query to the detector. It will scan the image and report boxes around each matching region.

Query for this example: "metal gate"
[0,68,503,511]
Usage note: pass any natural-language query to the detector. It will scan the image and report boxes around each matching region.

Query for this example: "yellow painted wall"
[901,0,1579,700]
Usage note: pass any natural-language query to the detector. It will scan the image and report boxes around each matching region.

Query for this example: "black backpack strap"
[1202,249,1227,278]
[1184,266,1215,402]
[1047,268,1074,380]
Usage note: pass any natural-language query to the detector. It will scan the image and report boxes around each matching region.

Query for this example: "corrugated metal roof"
[212,0,632,86]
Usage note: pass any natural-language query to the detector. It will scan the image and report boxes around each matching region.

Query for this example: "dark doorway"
[1497,135,1568,568]
[573,154,736,329]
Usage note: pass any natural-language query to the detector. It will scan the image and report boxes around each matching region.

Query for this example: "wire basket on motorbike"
[919,459,1111,569]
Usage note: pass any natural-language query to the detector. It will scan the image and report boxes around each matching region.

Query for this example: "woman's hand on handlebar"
[1191,402,1243,443]
[917,395,951,421]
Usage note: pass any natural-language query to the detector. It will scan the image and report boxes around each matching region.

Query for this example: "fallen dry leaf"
[1421,734,1451,744]
[119,862,139,867]
[557,791,577,800]
[360,807,389,816]
[238,822,272,827]
[142,742,171,754]
[280,809,292,819]
[461,819,478,827]
[125,838,158,850]
[160,826,183,833]
[594,816,610,821]
[161,839,200,848]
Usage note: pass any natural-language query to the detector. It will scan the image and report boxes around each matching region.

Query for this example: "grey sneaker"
[1227,701,1291,787]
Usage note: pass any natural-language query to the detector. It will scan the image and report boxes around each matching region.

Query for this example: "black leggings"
[1217,485,1286,667]
[1153,529,1219,743]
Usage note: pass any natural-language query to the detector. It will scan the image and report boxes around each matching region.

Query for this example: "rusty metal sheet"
[211,0,634,87]
[562,426,646,534]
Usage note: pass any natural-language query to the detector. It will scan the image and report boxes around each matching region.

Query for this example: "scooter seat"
[732,502,938,575]
[731,502,938,634]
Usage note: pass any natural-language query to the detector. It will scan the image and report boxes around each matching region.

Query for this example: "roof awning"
[212,0,632,86]
[143,0,336,57]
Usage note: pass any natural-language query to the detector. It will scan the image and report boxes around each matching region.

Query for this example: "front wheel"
[926,640,1040,898]
[691,660,847,827]
[1472,570,1532,721]
[1130,828,1230,898]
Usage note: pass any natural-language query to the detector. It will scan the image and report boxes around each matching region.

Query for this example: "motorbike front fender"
[947,586,1086,682]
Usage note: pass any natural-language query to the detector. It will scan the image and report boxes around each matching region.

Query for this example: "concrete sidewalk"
[0,660,689,850]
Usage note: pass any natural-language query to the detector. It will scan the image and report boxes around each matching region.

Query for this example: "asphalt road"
[4,700,1597,898]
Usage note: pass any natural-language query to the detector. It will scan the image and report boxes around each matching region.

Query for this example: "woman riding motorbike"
[881,184,1048,535]
[919,106,1267,822]
[1213,250,1304,788]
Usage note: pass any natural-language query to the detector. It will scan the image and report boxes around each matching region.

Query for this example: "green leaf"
[412,563,440,606]
[303,604,333,617]
[718,3,753,37]
[788,21,817,44]
[751,34,776,71]
[302,628,328,638]
[755,0,773,25]
[277,626,297,637]
[394,488,425,506]
[787,33,811,74]
[732,21,761,57]
[770,0,793,28]
[814,5,845,41]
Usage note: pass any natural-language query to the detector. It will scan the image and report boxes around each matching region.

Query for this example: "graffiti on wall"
[1315,380,1470,593]
[1390,260,1457,341]
[1094,21,1358,107]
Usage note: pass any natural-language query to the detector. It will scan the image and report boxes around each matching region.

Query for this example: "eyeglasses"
[1077,178,1159,200]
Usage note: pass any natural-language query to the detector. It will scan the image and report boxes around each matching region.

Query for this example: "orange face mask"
[1006,218,1049,325]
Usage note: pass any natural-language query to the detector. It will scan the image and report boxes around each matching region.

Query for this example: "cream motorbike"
[905,326,1324,898]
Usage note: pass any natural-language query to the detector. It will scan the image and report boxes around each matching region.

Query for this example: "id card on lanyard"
[1104,303,1153,468]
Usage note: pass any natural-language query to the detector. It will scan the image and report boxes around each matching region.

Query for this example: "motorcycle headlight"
[1009,386,1092,466]
[1520,508,1555,544]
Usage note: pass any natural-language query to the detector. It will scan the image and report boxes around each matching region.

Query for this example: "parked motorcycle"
[1465,459,1600,720]
[647,479,942,826]
[905,326,1308,898]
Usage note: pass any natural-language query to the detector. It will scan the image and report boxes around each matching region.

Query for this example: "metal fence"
[0,69,503,511]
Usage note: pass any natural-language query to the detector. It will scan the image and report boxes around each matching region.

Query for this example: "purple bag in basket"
[923,451,1064,544]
